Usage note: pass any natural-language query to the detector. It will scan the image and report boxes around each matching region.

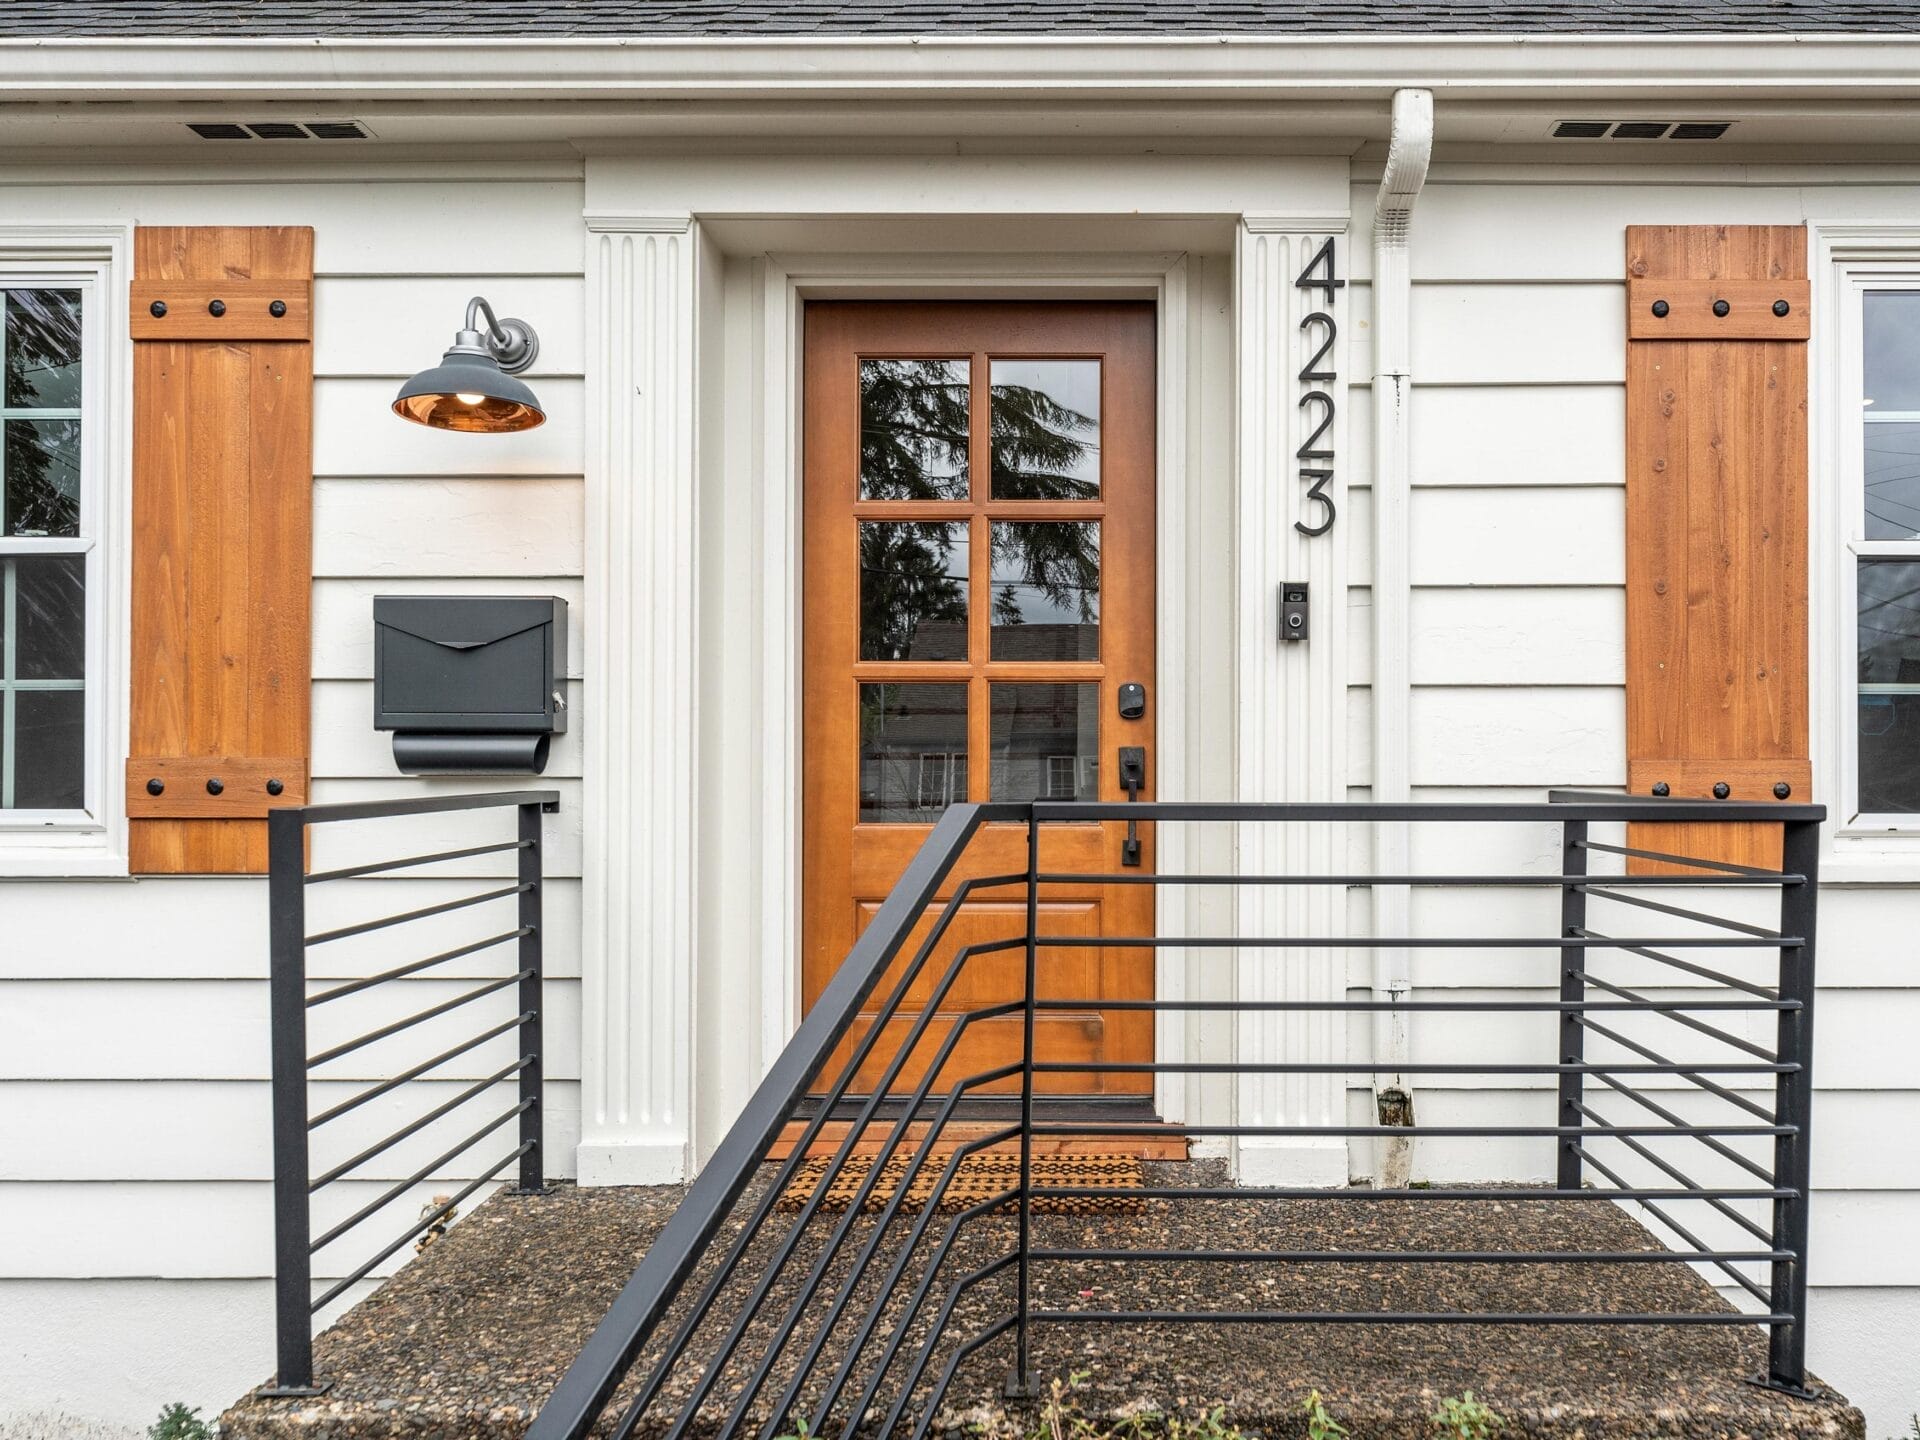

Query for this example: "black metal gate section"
[526,795,1825,1440]
[262,789,558,1396]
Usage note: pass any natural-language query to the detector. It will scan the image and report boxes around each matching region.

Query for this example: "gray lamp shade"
[392,349,545,434]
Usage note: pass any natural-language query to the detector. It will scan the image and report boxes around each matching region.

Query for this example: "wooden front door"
[802,301,1156,1101]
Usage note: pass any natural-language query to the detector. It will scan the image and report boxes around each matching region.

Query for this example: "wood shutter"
[1624,225,1810,872]
[126,227,313,874]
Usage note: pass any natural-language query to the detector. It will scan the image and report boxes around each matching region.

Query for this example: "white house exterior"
[3,5,1920,1436]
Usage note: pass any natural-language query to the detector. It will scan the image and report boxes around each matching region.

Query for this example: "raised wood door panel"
[128,227,313,873]
[802,301,1156,1099]
[1624,225,1810,873]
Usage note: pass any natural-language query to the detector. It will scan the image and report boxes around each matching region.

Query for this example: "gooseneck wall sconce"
[392,295,546,433]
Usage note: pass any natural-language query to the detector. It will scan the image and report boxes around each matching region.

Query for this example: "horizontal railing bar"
[1580,886,1783,939]
[1028,1247,1789,1264]
[304,839,530,886]
[306,972,532,1069]
[1026,997,1791,1014]
[1029,1060,1788,1074]
[1026,1120,1788,1139]
[1035,871,1794,889]
[1586,1070,1777,1184]
[1577,1019,1783,1119]
[1572,930,1780,999]
[305,883,531,948]
[1575,1145,1775,1305]
[1041,1185,1791,1200]
[1029,800,1826,824]
[304,930,531,1007]
[1571,1101,1778,1248]
[1030,1309,1789,1326]
[310,1101,531,1253]
[1572,971,1778,1060]
[308,1141,531,1314]
[308,1056,531,1192]
[1577,839,1795,880]
[276,789,560,827]
[1033,934,1798,949]
[307,1014,530,1130]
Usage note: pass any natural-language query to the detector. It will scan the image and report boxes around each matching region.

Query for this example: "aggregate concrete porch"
[220,1172,1862,1440]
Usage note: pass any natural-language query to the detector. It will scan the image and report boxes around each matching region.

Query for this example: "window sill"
[0,838,129,879]
[1820,839,1920,885]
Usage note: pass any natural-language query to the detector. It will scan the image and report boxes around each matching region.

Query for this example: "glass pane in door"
[988,682,1099,801]
[989,520,1099,661]
[859,682,969,822]
[860,521,970,661]
[990,358,1100,499]
[859,359,970,500]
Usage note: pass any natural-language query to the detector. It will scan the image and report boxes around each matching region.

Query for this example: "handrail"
[527,801,1022,1439]
[263,788,558,1398]
[516,795,1826,1436]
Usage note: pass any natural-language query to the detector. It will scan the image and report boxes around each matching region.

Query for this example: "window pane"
[990,683,1098,802]
[1865,291,1920,414]
[859,359,970,500]
[4,417,81,537]
[860,683,968,822]
[1858,559,1920,813]
[990,358,1100,500]
[12,556,85,680]
[989,521,1099,661]
[12,688,85,810]
[860,521,968,661]
[1865,421,1920,540]
[4,288,82,410]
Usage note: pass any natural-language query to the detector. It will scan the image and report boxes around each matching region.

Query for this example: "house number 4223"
[1294,237,1343,538]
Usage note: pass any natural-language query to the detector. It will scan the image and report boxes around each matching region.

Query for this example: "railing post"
[517,800,547,1194]
[1557,816,1589,1191]
[1007,806,1040,1400]
[1766,817,1821,1394]
[260,808,326,1397]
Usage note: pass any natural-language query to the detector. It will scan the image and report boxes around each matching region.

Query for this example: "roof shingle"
[0,0,1916,35]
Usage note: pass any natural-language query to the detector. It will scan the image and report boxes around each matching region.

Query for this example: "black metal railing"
[262,789,559,1396]
[524,795,1824,1440]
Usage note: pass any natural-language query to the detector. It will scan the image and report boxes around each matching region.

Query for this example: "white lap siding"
[0,159,586,1433]
[1344,171,1920,1431]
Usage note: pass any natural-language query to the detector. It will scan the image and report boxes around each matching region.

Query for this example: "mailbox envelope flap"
[374,596,561,652]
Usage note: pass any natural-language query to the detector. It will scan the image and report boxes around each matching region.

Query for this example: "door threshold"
[773,1096,1188,1161]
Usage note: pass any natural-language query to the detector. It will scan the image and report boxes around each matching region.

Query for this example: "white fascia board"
[3,35,1920,104]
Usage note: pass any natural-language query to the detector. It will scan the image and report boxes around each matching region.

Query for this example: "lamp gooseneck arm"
[465,295,509,345]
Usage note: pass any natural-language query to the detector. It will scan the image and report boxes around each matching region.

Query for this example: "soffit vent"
[186,120,374,141]
[1552,120,1733,141]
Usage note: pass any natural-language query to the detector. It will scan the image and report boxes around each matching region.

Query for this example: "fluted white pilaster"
[1233,216,1351,1186]
[578,214,701,1185]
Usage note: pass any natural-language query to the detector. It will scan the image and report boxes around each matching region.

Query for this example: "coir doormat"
[775,1152,1145,1215]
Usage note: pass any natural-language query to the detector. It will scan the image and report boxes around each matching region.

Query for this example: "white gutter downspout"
[1371,87,1433,1190]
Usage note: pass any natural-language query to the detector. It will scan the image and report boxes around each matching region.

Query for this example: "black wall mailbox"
[373,596,567,774]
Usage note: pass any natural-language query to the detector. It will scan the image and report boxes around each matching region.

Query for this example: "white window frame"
[0,225,131,877]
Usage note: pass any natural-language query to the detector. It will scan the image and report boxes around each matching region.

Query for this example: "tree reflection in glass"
[990,358,1100,500]
[991,521,1098,661]
[860,521,969,661]
[3,289,82,538]
[859,358,970,500]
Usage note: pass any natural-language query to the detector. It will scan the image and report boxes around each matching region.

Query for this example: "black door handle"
[1118,746,1146,867]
